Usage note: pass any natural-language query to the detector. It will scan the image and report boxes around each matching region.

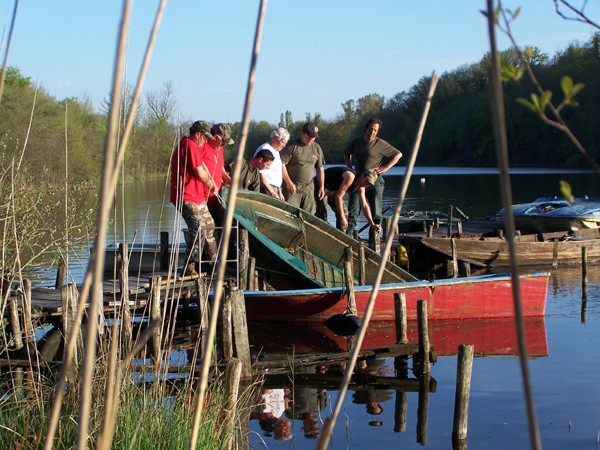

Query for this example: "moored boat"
[496,197,600,233]
[232,191,549,323]
[399,228,600,269]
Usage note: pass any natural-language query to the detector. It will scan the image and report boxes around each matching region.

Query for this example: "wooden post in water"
[238,228,249,290]
[552,239,559,269]
[370,228,381,253]
[447,205,454,237]
[61,283,82,363]
[160,231,169,271]
[358,243,366,286]
[149,276,162,364]
[55,256,67,289]
[451,238,458,278]
[344,247,357,315]
[22,279,33,343]
[452,344,474,444]
[394,293,407,344]
[196,277,209,334]
[457,219,463,235]
[222,288,233,361]
[582,246,588,300]
[118,243,132,350]
[231,288,251,378]
[9,298,23,350]
[417,300,430,374]
[224,358,243,449]
[427,224,434,238]
[247,257,256,291]
[417,372,430,445]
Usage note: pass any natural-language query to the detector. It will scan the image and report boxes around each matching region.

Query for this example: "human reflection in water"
[250,388,293,441]
[352,358,393,426]
[285,374,327,440]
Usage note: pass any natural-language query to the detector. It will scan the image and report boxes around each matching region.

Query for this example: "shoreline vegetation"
[1,34,599,190]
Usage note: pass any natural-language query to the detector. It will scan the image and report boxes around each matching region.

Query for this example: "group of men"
[170,118,402,275]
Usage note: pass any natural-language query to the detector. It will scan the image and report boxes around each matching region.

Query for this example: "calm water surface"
[39,169,600,449]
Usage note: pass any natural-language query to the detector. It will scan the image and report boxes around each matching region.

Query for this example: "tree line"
[1,33,599,186]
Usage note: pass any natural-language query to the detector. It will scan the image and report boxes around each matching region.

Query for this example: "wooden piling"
[452,344,474,443]
[239,228,249,290]
[195,277,209,334]
[247,257,256,291]
[581,246,588,302]
[370,227,381,253]
[447,205,454,237]
[61,283,82,361]
[231,288,251,378]
[417,300,430,374]
[427,224,434,238]
[394,293,407,344]
[394,390,408,433]
[149,276,162,363]
[222,289,233,361]
[9,298,23,350]
[344,247,357,315]
[22,278,33,343]
[119,243,132,350]
[224,358,243,449]
[451,238,458,278]
[358,243,366,285]
[417,372,430,445]
[552,239,559,269]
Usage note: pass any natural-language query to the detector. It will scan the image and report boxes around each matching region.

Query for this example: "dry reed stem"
[0,0,19,105]
[317,73,438,450]
[188,1,268,448]
[487,2,541,449]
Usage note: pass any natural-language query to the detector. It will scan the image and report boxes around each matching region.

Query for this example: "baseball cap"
[211,123,235,145]
[190,121,213,138]
[302,122,319,138]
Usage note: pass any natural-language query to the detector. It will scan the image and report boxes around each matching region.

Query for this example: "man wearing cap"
[204,123,234,227]
[169,120,219,276]
[254,127,290,200]
[315,166,382,232]
[280,122,325,214]
[344,118,403,236]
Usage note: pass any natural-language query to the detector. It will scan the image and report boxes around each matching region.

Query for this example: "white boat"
[496,197,600,234]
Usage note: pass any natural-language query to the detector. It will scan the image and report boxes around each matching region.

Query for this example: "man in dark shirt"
[344,118,402,235]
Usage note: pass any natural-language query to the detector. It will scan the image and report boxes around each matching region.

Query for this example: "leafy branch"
[487,2,600,175]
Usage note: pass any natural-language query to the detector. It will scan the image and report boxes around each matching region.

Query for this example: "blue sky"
[5,1,599,125]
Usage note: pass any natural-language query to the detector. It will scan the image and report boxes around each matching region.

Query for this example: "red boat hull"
[243,272,549,323]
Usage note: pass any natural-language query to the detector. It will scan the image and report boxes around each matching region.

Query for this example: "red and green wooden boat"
[232,190,549,323]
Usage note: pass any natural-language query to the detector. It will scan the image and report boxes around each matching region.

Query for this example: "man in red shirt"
[170,120,219,276]
[205,123,234,227]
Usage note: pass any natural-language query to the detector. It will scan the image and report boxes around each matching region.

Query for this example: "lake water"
[37,168,600,449]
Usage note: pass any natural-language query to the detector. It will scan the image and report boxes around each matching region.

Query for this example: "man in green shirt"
[281,122,325,214]
[344,118,403,235]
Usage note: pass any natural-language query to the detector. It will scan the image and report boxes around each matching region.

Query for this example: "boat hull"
[243,272,549,322]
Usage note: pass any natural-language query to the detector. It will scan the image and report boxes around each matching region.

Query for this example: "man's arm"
[194,165,217,194]
[375,151,403,175]
[316,166,325,200]
[282,164,296,194]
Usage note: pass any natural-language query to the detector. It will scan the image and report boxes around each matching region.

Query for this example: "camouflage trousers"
[181,201,219,263]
